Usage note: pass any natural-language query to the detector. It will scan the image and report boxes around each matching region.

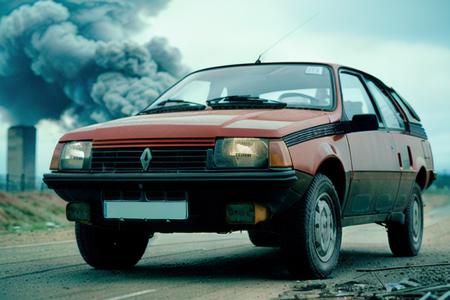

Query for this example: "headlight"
[213,138,268,168]
[60,141,92,170]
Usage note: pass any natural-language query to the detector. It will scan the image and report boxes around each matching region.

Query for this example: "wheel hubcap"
[314,193,336,262]
[412,196,422,242]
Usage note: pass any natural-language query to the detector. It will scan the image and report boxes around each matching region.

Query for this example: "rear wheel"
[281,174,342,279]
[248,230,280,247]
[387,183,423,256]
[75,222,150,269]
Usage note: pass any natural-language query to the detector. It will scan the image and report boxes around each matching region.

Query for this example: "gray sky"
[1,0,450,175]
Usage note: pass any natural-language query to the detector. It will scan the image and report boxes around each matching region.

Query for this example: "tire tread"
[281,173,342,279]
[387,183,423,257]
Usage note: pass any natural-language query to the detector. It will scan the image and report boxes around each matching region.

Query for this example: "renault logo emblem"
[140,148,152,171]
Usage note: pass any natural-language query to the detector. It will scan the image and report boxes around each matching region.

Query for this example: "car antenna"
[254,12,319,64]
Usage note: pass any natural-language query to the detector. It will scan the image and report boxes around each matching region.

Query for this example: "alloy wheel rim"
[314,192,337,262]
[412,196,422,242]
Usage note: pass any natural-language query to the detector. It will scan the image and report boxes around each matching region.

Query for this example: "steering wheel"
[278,92,321,103]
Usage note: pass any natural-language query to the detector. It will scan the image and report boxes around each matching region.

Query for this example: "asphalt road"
[1,200,449,300]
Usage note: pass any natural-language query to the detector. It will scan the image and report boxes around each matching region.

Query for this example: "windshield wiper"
[139,99,206,115]
[206,95,286,109]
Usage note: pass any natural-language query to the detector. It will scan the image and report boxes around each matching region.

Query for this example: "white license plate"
[103,201,188,220]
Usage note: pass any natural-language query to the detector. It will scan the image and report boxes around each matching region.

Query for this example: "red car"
[44,63,435,278]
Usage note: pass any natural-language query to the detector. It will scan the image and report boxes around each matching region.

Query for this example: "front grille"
[91,147,210,172]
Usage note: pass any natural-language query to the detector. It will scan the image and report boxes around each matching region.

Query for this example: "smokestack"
[7,125,36,191]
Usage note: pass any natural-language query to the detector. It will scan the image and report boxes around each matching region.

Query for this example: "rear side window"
[390,91,421,123]
[366,80,405,130]
[340,73,377,120]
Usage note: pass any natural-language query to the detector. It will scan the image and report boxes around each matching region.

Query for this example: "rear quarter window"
[390,91,421,123]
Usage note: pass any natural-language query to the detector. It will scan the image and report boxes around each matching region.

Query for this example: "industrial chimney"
[7,125,36,191]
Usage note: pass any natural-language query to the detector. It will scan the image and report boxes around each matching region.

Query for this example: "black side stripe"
[409,123,427,139]
[283,123,344,147]
[283,122,428,147]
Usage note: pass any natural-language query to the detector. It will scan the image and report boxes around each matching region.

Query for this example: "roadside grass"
[0,191,69,234]
[0,188,448,234]
[423,188,450,211]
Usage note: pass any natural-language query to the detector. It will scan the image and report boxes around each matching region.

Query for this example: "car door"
[388,90,426,212]
[364,78,408,213]
[340,71,400,216]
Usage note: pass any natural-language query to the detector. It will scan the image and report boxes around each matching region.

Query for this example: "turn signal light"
[50,143,64,170]
[269,140,292,168]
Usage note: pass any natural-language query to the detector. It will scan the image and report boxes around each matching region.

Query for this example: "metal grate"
[91,147,210,172]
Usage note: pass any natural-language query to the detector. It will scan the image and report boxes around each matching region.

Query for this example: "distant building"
[7,125,36,191]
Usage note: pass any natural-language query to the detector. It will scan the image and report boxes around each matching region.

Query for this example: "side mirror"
[351,114,379,132]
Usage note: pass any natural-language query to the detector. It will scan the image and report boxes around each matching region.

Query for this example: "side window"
[340,73,377,120]
[366,80,405,130]
[390,91,421,123]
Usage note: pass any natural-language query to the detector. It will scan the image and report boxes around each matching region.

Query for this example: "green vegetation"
[429,173,450,190]
[423,188,450,211]
[0,192,69,233]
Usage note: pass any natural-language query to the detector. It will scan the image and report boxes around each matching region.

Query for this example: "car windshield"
[144,64,334,111]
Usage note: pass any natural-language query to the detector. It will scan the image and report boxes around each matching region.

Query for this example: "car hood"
[61,109,332,142]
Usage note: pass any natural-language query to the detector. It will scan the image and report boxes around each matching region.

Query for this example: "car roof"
[193,61,340,72]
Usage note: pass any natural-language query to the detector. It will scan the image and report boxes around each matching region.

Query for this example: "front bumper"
[44,170,298,187]
[43,170,311,232]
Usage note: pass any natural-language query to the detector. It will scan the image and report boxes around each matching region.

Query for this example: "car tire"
[75,222,150,269]
[248,230,280,247]
[281,173,342,279]
[387,183,423,257]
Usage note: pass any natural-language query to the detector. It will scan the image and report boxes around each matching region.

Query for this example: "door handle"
[407,146,413,168]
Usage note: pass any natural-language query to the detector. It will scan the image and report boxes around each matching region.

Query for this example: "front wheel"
[281,174,342,279]
[387,183,423,256]
[75,223,151,269]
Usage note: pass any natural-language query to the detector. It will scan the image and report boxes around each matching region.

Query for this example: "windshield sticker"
[305,66,324,75]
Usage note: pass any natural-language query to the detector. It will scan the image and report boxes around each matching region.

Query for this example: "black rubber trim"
[283,121,428,147]
[409,123,427,139]
[283,123,344,147]
[43,170,297,186]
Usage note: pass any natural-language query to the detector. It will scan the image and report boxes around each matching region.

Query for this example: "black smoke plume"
[0,0,187,127]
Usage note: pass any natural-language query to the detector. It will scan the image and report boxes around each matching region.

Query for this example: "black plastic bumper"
[43,170,312,232]
[43,170,298,188]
